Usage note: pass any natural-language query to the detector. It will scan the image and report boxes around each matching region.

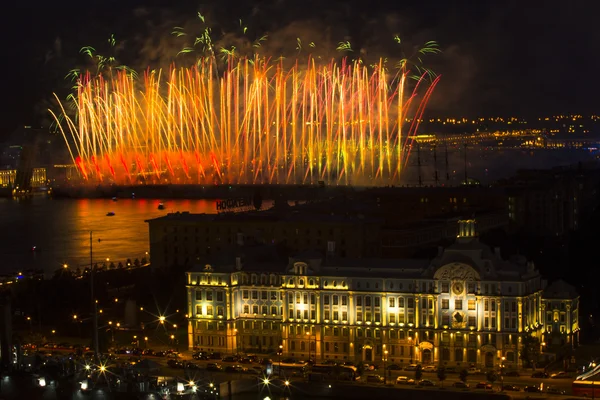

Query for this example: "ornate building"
[185,220,579,369]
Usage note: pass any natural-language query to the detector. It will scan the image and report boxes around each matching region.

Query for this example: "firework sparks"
[53,55,439,186]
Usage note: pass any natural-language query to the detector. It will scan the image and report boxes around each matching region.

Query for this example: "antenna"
[463,143,468,185]
[417,142,422,187]
[445,144,450,181]
[433,144,439,187]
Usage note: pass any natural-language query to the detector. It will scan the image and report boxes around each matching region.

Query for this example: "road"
[116,354,575,396]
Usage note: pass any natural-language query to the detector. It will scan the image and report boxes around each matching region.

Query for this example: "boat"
[112,197,118,201]
[157,203,165,210]
[106,212,115,216]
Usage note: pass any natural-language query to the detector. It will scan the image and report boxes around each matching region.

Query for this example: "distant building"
[501,164,600,236]
[146,189,508,269]
[184,220,579,369]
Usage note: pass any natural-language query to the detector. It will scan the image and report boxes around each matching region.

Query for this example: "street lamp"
[383,349,389,385]
[144,337,148,348]
[278,344,283,377]
[500,356,506,390]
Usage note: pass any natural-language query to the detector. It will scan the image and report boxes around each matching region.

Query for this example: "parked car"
[550,371,571,379]
[206,363,222,371]
[366,375,385,383]
[396,376,410,384]
[404,364,419,371]
[546,386,566,394]
[524,385,541,392]
[504,370,520,377]
[418,379,436,387]
[452,381,469,388]
[502,384,519,391]
[387,364,402,370]
[422,365,437,372]
[475,382,492,389]
[531,371,549,378]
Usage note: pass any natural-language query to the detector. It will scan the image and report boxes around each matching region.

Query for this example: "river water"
[0,147,595,276]
[0,197,222,276]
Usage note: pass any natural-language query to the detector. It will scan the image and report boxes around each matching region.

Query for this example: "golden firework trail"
[53,55,440,186]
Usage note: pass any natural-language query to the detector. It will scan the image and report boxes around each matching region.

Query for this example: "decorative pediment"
[434,263,480,281]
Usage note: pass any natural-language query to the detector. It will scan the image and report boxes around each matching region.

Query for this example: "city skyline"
[1,0,599,136]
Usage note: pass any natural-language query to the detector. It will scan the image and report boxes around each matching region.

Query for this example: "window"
[243,305,249,314]
[342,311,347,321]
[468,300,476,310]
[484,300,489,311]
[365,296,371,307]
[242,290,248,299]
[217,306,224,316]
[407,298,414,309]
[399,297,405,308]
[252,291,258,300]
[356,296,362,306]
[324,295,330,305]
[468,316,476,327]
[390,314,396,323]
[333,311,339,320]
[262,306,268,315]
[333,295,339,305]
[375,312,381,323]
[389,298,395,308]
[342,296,347,306]
[195,291,202,301]
[252,305,259,314]
[442,299,449,309]
[196,305,203,315]
[324,310,330,320]
[455,299,463,310]
[357,311,363,322]
[271,306,277,315]
[217,291,223,302]
[442,315,450,326]
[206,305,213,315]
[374,297,380,307]
[441,282,449,293]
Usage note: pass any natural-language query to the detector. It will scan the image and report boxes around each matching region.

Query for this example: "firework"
[53,55,439,186]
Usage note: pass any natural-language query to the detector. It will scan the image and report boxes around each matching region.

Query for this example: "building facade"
[185,220,579,369]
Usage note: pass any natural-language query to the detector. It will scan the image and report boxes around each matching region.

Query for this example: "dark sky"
[2,0,598,135]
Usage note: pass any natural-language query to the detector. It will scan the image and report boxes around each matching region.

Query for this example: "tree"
[459,369,469,383]
[437,367,446,387]
[134,258,140,267]
[141,257,147,265]
[520,334,541,369]
[486,370,498,388]
[415,365,423,381]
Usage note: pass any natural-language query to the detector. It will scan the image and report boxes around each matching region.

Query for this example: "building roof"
[543,279,579,299]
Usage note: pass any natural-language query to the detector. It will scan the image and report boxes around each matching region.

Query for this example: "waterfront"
[0,147,595,275]
[0,198,227,276]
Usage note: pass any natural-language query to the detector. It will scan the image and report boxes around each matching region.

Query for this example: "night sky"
[2,0,598,135]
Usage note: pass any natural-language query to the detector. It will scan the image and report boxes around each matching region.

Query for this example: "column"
[518,299,523,332]
[476,296,482,331]
[348,293,354,325]
[415,297,420,328]
[496,299,502,332]
[382,294,387,326]
[188,319,194,351]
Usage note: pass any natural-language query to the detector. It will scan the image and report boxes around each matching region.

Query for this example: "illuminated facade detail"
[185,220,579,369]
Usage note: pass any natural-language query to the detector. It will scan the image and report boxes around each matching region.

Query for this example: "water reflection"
[0,198,220,275]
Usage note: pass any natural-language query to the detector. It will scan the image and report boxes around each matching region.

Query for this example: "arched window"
[333,280,337,287]
[288,278,294,286]
[300,341,306,351]
[299,279,304,286]
[309,279,314,286]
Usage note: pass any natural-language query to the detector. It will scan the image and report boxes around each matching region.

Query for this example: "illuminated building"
[185,220,578,369]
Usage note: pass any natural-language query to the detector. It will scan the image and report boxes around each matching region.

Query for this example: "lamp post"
[383,349,389,385]
[278,344,283,377]
[90,232,100,363]
[500,356,506,390]
[173,324,179,352]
